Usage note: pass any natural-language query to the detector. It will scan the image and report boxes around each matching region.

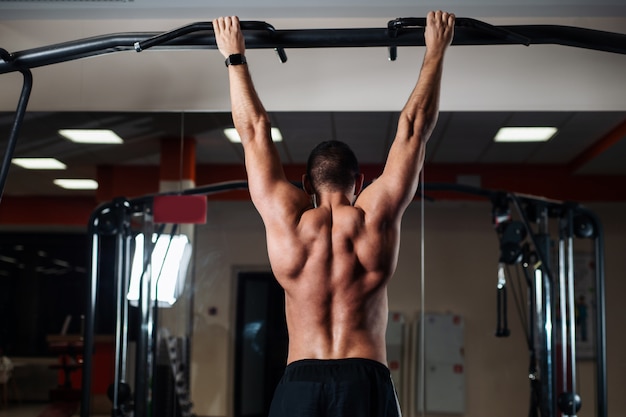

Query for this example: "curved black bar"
[501,24,626,55]
[134,21,212,52]
[120,181,252,208]
[136,20,259,51]
[0,33,143,73]
[422,182,498,199]
[0,49,32,204]
[0,49,11,64]
[1,22,625,74]
[135,20,288,63]
[181,180,250,196]
[385,16,533,61]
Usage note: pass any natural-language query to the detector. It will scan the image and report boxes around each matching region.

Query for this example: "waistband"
[286,357,390,374]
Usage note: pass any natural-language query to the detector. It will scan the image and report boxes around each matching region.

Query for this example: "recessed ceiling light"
[59,129,124,144]
[494,127,557,143]
[53,179,99,190]
[224,127,283,143]
[12,158,67,170]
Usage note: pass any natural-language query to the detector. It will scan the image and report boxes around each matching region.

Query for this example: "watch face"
[227,54,246,66]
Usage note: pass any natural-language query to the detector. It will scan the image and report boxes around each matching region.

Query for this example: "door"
[234,271,288,417]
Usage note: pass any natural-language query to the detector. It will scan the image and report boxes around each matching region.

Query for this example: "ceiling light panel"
[12,158,67,170]
[494,127,557,143]
[59,129,124,144]
[224,127,283,143]
[53,179,99,190]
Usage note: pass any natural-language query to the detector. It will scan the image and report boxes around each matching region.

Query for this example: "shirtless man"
[214,10,454,416]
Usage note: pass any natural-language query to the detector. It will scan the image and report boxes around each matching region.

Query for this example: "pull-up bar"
[132,17,532,62]
[1,17,625,74]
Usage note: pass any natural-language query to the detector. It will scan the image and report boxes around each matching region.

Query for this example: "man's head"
[305,140,361,195]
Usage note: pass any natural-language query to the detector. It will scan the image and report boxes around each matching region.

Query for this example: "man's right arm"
[213,16,310,226]
[357,10,454,220]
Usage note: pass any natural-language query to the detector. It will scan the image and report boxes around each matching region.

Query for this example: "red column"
[160,137,196,188]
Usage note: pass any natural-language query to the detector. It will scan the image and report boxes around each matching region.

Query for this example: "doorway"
[233,271,288,417]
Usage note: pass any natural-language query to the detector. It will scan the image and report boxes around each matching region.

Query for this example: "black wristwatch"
[225,54,247,67]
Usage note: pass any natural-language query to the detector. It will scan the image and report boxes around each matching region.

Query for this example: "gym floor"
[0,403,48,417]
[0,402,108,417]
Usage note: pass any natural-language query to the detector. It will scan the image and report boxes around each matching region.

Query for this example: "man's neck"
[315,191,355,208]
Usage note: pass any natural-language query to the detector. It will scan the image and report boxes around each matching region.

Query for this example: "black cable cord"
[496,280,510,337]
[508,263,530,343]
[140,223,166,279]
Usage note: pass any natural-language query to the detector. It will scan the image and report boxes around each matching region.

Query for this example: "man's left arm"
[356,11,454,221]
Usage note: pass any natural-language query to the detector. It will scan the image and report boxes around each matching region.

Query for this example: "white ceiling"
[0,0,625,198]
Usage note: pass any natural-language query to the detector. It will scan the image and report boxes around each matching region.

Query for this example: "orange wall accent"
[425,163,626,202]
[197,163,247,184]
[568,119,626,173]
[1,163,625,226]
[195,164,385,201]
[197,162,626,202]
[0,195,98,226]
[97,165,160,202]
[160,137,196,182]
[91,339,116,395]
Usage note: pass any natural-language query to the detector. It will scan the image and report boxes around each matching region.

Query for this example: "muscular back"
[264,196,401,365]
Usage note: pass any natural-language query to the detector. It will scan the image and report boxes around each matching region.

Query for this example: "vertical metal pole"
[532,263,555,416]
[595,233,607,417]
[583,210,607,417]
[565,209,577,416]
[537,207,555,417]
[543,275,555,417]
[0,54,32,204]
[121,232,131,388]
[558,223,568,395]
[512,196,556,417]
[512,195,559,417]
[134,207,155,417]
[185,228,198,393]
[525,259,541,415]
[112,222,123,415]
[112,200,130,416]
[533,266,544,387]
[81,204,113,417]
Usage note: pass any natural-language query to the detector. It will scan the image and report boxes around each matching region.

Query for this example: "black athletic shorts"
[268,358,402,417]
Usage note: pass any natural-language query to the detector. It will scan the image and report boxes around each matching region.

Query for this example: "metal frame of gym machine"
[86,184,249,417]
[2,16,624,417]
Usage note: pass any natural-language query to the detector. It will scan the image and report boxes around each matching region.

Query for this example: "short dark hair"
[306,140,360,193]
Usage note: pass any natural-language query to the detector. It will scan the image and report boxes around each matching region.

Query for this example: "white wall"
[183,199,626,417]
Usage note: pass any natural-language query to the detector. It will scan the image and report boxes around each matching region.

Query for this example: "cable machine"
[0,15,618,417]
[86,184,246,417]
[491,191,604,417]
